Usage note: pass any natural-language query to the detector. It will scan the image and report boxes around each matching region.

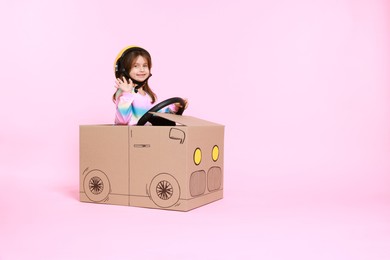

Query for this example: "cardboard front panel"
[185,126,224,203]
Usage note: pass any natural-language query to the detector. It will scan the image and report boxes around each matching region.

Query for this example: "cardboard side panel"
[80,125,129,206]
[129,126,188,209]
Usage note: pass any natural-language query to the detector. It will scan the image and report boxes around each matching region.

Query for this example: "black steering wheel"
[137,97,186,126]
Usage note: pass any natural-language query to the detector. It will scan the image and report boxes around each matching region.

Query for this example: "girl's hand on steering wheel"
[174,98,188,110]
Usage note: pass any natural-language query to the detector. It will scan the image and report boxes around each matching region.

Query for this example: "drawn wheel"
[150,173,180,208]
[83,170,110,202]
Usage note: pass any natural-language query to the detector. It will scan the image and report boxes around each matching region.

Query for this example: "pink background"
[1,0,390,259]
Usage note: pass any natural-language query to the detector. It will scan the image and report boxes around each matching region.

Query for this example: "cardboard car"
[79,108,224,211]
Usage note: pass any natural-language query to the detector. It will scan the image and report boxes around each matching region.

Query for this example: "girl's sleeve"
[115,92,135,125]
[164,103,179,114]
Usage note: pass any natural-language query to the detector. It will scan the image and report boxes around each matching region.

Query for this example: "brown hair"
[112,48,157,103]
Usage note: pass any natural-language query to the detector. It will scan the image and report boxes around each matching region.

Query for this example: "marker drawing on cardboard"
[79,46,224,211]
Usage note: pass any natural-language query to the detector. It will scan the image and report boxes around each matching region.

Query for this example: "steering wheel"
[137,97,186,126]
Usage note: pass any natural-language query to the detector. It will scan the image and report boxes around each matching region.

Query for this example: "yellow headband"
[113,45,140,73]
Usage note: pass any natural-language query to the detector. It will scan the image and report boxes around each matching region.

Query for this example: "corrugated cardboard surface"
[80,115,224,211]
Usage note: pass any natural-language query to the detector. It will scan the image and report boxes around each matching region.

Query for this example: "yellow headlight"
[212,145,219,162]
[194,148,202,165]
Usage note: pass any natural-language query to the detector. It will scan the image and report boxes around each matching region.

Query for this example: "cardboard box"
[79,113,224,211]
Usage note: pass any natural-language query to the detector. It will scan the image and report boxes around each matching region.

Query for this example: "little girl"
[113,46,187,125]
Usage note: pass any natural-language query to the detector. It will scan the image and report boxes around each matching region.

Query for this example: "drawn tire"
[150,173,180,208]
[83,170,110,202]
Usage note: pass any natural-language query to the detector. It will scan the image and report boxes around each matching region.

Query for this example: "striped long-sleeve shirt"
[115,90,177,125]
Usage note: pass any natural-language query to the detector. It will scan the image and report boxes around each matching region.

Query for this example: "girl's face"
[129,55,150,82]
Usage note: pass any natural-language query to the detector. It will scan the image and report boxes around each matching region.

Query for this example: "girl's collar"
[136,88,147,96]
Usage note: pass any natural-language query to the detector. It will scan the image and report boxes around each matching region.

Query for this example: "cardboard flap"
[150,112,222,126]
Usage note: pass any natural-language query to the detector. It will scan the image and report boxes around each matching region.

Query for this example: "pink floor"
[1,142,390,259]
